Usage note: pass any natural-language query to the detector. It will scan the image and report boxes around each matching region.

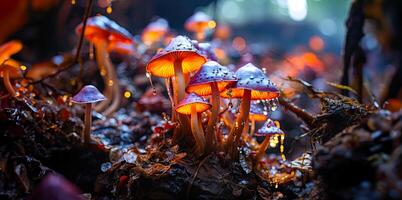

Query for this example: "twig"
[278,97,315,127]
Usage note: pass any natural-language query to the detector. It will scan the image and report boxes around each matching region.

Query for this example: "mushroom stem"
[83,103,93,144]
[206,82,220,151]
[242,120,250,140]
[102,73,121,116]
[94,40,113,112]
[173,59,185,104]
[250,119,256,138]
[2,70,16,97]
[165,78,174,108]
[173,60,190,142]
[256,135,271,162]
[190,104,206,156]
[95,40,121,116]
[226,89,251,158]
[221,99,235,130]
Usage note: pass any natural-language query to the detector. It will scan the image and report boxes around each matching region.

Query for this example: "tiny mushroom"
[0,62,22,96]
[141,18,169,46]
[186,61,237,150]
[248,102,268,137]
[71,85,106,145]
[255,119,284,161]
[185,11,215,41]
[76,15,134,115]
[175,93,211,156]
[0,40,23,97]
[221,63,279,158]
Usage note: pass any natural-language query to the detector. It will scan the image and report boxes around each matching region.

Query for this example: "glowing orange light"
[302,52,324,73]
[208,21,217,29]
[214,25,231,40]
[124,91,132,98]
[232,36,246,52]
[106,6,112,14]
[214,48,226,60]
[309,35,324,52]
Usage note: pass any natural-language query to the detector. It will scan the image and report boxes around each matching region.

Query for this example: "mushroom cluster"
[0,12,285,165]
[146,33,282,159]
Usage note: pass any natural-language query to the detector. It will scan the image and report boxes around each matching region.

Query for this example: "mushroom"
[147,35,206,104]
[186,61,236,151]
[0,62,22,97]
[141,18,169,46]
[175,92,211,156]
[0,40,23,96]
[26,62,57,82]
[0,40,23,64]
[248,101,268,137]
[107,41,135,56]
[75,15,134,115]
[71,85,106,144]
[147,35,206,138]
[185,11,215,41]
[255,118,284,162]
[194,42,218,61]
[221,63,279,158]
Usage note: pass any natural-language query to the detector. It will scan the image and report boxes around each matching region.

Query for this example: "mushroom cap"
[194,42,218,61]
[255,119,284,137]
[221,63,279,100]
[26,62,57,81]
[186,61,237,96]
[27,54,73,81]
[142,18,169,45]
[144,18,169,33]
[107,41,135,55]
[0,63,22,78]
[175,92,211,115]
[249,102,267,121]
[146,35,206,78]
[0,40,23,63]
[71,85,106,104]
[75,15,133,45]
[185,11,213,32]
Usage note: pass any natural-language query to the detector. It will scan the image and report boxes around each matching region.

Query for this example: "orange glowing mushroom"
[248,101,268,137]
[0,62,22,97]
[146,35,206,105]
[186,61,237,150]
[76,15,134,116]
[141,18,169,46]
[175,92,211,156]
[255,119,284,161]
[0,40,23,97]
[221,63,279,158]
[185,11,215,41]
